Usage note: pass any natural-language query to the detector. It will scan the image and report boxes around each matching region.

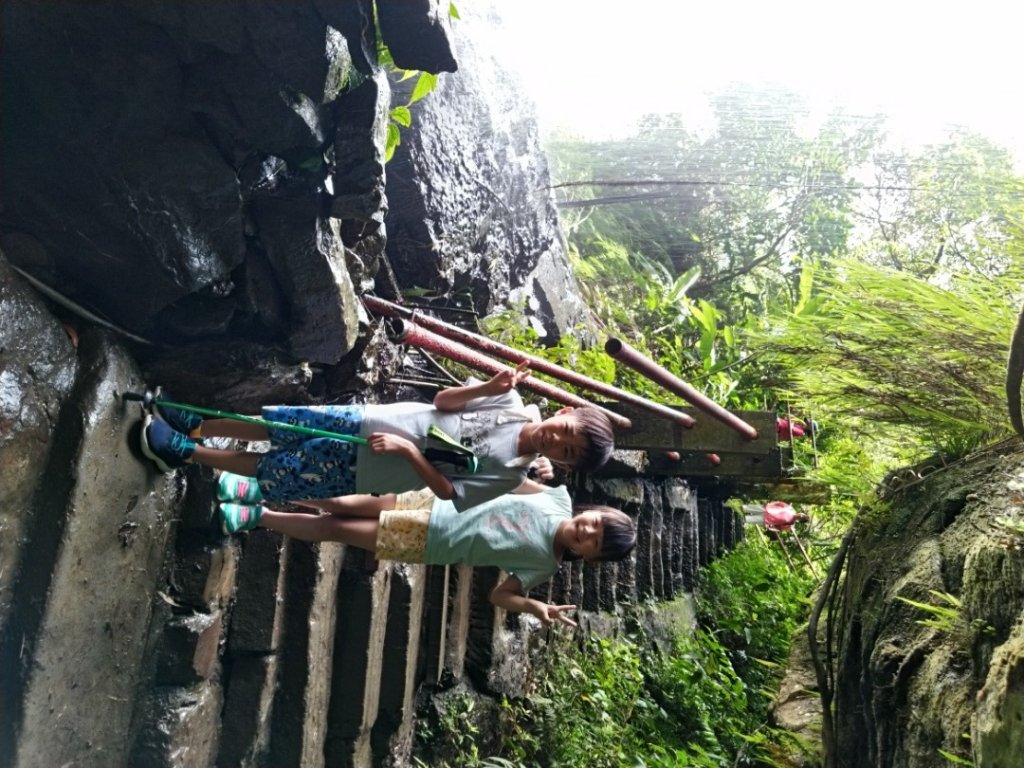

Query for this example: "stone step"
[264,538,345,767]
[370,562,427,764]
[0,336,179,768]
[322,554,392,768]
[462,567,502,691]
[217,528,288,766]
[128,467,234,768]
[437,564,474,682]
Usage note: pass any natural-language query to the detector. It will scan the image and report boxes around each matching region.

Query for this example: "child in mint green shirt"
[220,485,636,627]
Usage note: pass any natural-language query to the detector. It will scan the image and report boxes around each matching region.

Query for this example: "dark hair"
[569,406,615,472]
[563,505,637,562]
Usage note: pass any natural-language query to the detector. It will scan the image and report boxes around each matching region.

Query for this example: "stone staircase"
[1,273,743,768]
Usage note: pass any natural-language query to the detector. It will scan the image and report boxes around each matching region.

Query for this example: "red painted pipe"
[391,319,633,431]
[605,337,758,439]
[362,294,694,429]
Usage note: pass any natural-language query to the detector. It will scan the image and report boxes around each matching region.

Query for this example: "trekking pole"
[124,391,370,445]
[774,532,797,571]
[123,390,479,472]
[790,529,820,579]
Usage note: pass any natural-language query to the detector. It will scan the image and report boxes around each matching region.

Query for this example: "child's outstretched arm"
[433,361,531,412]
[368,433,456,500]
[488,576,577,627]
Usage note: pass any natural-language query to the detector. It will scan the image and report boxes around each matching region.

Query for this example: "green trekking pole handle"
[150,398,369,445]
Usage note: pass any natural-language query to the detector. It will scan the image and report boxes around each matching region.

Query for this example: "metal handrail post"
[605,337,758,439]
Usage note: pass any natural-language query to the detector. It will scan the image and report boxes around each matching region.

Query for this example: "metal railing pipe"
[362,294,692,429]
[605,337,758,439]
[391,319,632,430]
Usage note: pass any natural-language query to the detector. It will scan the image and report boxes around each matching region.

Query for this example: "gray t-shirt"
[424,485,571,591]
[354,386,540,511]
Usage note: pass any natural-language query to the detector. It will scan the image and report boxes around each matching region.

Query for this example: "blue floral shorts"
[255,405,364,502]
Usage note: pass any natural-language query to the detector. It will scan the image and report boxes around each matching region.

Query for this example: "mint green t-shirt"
[424,485,571,591]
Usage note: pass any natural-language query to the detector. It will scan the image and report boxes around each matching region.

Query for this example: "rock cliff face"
[809,442,1024,768]
[1,0,587,409]
[383,6,588,339]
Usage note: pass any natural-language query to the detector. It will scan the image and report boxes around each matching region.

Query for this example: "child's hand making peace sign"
[482,360,530,396]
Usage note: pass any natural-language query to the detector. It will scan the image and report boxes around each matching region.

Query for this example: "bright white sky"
[493,0,1024,163]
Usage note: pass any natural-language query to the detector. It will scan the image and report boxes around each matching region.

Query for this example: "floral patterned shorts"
[392,487,436,511]
[376,508,431,563]
[254,405,363,503]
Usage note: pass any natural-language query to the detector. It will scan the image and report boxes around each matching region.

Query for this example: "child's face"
[564,511,604,559]
[532,413,588,467]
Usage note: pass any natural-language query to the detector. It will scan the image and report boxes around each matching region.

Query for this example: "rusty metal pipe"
[391,319,632,430]
[362,294,692,428]
[605,337,758,440]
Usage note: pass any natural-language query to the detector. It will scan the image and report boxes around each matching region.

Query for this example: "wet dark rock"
[383,4,589,341]
[251,188,362,364]
[129,684,224,768]
[331,69,392,284]
[822,440,1024,768]
[0,251,79,619]
[140,341,316,413]
[155,610,224,686]
[0,329,179,767]
[376,0,458,74]
[1,0,377,374]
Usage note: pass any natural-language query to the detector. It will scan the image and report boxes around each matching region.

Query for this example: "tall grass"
[753,258,1022,455]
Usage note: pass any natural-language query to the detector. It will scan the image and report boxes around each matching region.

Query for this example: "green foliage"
[896,590,963,633]
[374,2,447,161]
[383,69,439,162]
[696,536,816,716]
[509,631,764,767]
[937,747,975,766]
[413,692,483,767]
[639,628,750,761]
[415,537,822,767]
[994,516,1024,537]
[486,238,763,411]
[895,590,994,655]
[480,306,618,388]
[531,636,648,766]
[751,257,1021,458]
[853,130,1019,280]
